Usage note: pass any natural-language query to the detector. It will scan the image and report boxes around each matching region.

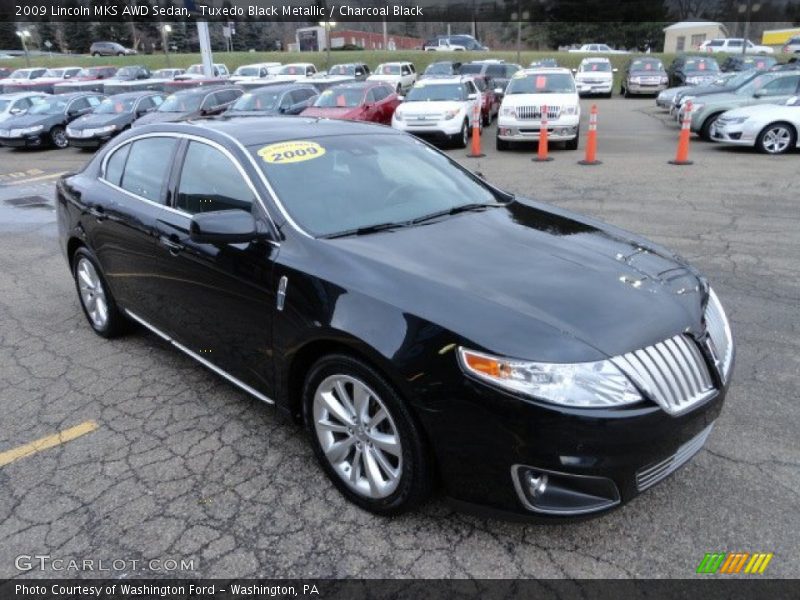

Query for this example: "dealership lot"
[0,97,797,578]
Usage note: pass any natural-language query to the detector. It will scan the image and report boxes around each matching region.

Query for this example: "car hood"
[2,114,60,128]
[69,113,130,129]
[307,199,706,363]
[722,103,796,119]
[301,106,363,119]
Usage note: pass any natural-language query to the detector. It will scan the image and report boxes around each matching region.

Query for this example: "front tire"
[496,135,509,151]
[72,248,127,338]
[303,354,432,516]
[455,119,468,148]
[700,113,722,141]
[756,122,796,154]
[50,126,68,149]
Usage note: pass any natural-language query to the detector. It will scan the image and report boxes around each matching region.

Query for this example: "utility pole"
[197,22,214,78]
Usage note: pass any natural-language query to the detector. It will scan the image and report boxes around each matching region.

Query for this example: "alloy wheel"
[313,374,402,499]
[76,257,109,329]
[762,125,792,154]
[51,128,68,148]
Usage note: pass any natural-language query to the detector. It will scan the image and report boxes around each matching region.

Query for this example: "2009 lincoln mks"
[57,117,734,519]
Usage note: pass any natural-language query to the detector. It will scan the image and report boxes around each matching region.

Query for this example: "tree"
[61,0,93,53]
[36,21,61,52]
[0,21,21,51]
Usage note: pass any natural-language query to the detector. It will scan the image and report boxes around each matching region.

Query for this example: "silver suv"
[90,42,136,57]
[783,36,800,55]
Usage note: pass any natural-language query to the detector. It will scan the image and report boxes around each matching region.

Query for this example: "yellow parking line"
[5,171,68,185]
[0,421,98,468]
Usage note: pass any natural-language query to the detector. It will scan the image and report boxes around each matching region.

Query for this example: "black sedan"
[57,118,734,519]
[721,55,778,73]
[133,86,243,126]
[224,84,319,116]
[66,92,165,149]
[0,93,104,149]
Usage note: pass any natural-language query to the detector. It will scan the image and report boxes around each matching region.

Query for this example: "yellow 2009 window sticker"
[257,140,326,164]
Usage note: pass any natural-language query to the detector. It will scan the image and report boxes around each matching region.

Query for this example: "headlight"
[500,106,515,116]
[99,124,117,133]
[704,287,734,384]
[660,76,668,84]
[562,105,578,115]
[21,125,44,134]
[443,109,460,120]
[686,76,700,84]
[723,116,748,125]
[458,347,643,408]
[630,76,642,84]
[393,110,403,122]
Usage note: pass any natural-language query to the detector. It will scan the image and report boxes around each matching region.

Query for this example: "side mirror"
[189,210,259,244]
[753,89,767,98]
[9,107,25,115]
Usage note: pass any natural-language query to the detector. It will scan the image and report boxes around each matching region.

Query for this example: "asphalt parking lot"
[0,97,798,578]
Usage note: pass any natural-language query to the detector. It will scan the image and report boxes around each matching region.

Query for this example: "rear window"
[119,138,177,201]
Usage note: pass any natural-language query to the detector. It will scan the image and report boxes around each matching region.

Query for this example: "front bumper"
[67,135,109,149]
[709,122,754,146]
[422,378,726,519]
[627,81,667,95]
[393,116,465,138]
[576,81,613,95]
[497,116,579,142]
[0,133,46,148]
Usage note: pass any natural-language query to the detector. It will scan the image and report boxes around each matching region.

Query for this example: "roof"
[414,76,468,84]
[134,116,400,147]
[0,91,49,98]
[105,91,164,100]
[168,85,238,97]
[579,57,612,62]
[247,83,317,94]
[664,21,726,32]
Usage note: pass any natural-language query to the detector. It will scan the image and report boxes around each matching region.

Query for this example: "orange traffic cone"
[533,104,553,162]
[670,100,694,165]
[579,104,602,165]
[467,102,485,158]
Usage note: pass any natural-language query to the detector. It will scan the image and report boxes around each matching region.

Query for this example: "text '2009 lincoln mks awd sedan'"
[57,117,734,519]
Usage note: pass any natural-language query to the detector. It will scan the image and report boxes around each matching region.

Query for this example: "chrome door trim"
[125,309,275,405]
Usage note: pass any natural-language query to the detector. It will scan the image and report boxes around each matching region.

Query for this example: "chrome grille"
[515,105,561,120]
[636,423,714,491]
[704,288,733,383]
[612,334,715,416]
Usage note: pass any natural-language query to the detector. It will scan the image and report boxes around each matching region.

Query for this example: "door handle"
[87,205,107,221]
[158,235,184,256]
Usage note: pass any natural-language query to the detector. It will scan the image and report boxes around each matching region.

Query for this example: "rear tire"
[303,354,433,516]
[72,248,127,338]
[755,122,796,154]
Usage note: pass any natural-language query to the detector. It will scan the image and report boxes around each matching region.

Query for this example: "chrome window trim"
[125,309,274,405]
[98,130,280,239]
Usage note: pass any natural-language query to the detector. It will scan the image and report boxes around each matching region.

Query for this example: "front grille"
[704,289,733,383]
[612,334,715,416]
[515,105,561,120]
[636,423,714,491]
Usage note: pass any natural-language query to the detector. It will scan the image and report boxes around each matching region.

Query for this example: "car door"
[151,138,278,394]
[88,136,181,317]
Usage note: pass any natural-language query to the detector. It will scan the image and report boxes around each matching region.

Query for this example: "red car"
[465,74,500,126]
[301,81,399,125]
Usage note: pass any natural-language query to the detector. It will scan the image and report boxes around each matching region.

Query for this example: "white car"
[0,92,49,123]
[569,43,629,54]
[175,64,230,80]
[703,38,775,55]
[368,62,417,94]
[711,95,800,154]
[230,63,282,83]
[268,63,317,82]
[496,68,581,150]
[424,38,467,51]
[573,57,616,97]
[391,76,482,148]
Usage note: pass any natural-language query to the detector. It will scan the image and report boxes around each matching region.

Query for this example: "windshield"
[9,69,33,79]
[314,88,364,108]
[507,73,576,94]
[187,65,204,74]
[721,71,752,87]
[406,83,464,102]
[250,134,500,237]
[329,65,356,76]
[279,65,306,75]
[459,64,483,75]
[424,63,453,75]
[158,94,200,113]
[684,58,719,73]
[743,56,776,69]
[234,66,260,76]
[77,68,103,78]
[376,64,400,75]
[230,90,281,112]
[630,59,663,72]
[43,69,66,78]
[95,97,136,114]
[153,69,175,78]
[29,97,67,115]
[0,100,10,112]
[580,62,612,72]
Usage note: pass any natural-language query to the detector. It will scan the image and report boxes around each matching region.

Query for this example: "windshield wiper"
[410,202,503,226]
[321,221,410,239]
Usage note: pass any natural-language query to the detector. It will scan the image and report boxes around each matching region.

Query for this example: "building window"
[691,34,706,48]
[676,36,686,51]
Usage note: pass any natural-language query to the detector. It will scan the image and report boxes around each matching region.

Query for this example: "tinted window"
[120,138,177,201]
[486,65,505,77]
[295,88,317,102]
[762,75,800,95]
[137,96,155,111]
[176,142,254,214]
[104,143,131,187]
[68,98,90,112]
[216,89,241,104]
[372,86,390,101]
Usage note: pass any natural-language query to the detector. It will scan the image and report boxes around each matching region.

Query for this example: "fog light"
[512,465,621,516]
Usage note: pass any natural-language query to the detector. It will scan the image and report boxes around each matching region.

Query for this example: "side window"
[279,93,293,109]
[14,97,32,110]
[104,143,131,187]
[120,137,177,201]
[68,98,89,113]
[87,96,102,107]
[136,97,155,112]
[401,66,410,76]
[372,86,388,101]
[297,88,316,101]
[200,93,218,109]
[365,88,378,103]
[215,90,236,104]
[176,142,254,214]
[762,76,800,95]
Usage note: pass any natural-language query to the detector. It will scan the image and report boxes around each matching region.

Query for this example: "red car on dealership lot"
[301,81,399,124]
[466,74,500,125]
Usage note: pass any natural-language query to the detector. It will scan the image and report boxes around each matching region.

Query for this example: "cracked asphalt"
[0,97,797,579]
